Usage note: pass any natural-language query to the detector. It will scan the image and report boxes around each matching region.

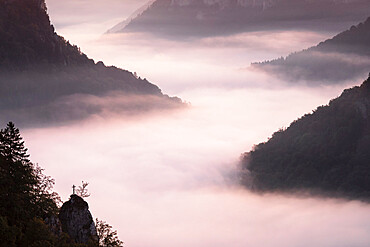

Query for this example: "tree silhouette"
[0,122,30,163]
[0,121,60,245]
[96,219,124,247]
[76,181,91,198]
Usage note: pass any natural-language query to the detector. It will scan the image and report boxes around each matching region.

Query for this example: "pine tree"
[0,123,36,227]
[0,122,58,226]
[0,122,30,163]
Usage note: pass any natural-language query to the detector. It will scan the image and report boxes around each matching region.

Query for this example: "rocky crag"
[59,195,98,245]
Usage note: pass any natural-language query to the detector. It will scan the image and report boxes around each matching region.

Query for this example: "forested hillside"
[240,75,370,200]
[0,0,182,127]
[252,17,370,84]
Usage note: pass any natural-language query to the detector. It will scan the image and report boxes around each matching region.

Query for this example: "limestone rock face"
[45,214,62,236]
[59,195,98,244]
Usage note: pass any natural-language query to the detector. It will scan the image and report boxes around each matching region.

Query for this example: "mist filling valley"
[18,1,370,246]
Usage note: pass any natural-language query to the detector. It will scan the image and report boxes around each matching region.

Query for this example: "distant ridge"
[107,0,156,34]
[252,17,370,84]
[108,0,370,38]
[0,0,183,127]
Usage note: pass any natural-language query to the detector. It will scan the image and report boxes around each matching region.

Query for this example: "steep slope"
[0,0,182,127]
[252,17,370,84]
[110,0,370,38]
[240,75,370,200]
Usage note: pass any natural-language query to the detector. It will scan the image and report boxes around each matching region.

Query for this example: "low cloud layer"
[251,51,370,85]
[0,92,183,128]
[21,84,365,247]
[109,189,370,247]
[251,17,370,85]
[88,30,332,94]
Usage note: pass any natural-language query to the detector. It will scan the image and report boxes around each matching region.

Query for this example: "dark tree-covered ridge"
[0,0,183,127]
[0,0,89,70]
[240,75,370,200]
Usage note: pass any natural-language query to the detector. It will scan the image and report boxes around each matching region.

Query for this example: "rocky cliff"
[59,195,98,245]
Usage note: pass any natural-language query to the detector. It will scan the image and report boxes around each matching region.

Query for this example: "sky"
[18,1,370,246]
[46,0,148,43]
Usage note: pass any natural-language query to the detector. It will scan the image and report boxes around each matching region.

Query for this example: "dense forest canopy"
[0,122,63,246]
[240,75,370,200]
[0,0,92,70]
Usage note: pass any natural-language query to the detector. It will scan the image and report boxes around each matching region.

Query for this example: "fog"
[252,51,370,85]
[19,2,370,246]
[0,93,183,128]
[22,86,370,247]
[83,30,333,94]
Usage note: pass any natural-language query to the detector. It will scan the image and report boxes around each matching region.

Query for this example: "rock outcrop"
[59,195,98,244]
[45,214,63,237]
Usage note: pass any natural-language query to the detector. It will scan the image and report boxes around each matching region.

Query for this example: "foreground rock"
[59,195,98,244]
